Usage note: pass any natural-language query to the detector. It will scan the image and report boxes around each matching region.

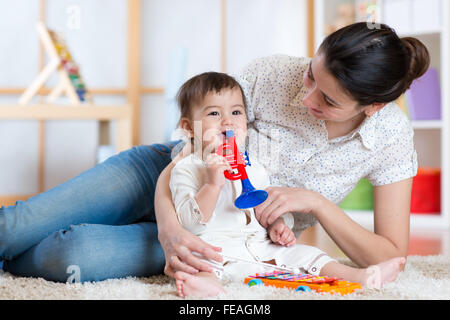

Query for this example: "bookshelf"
[411,120,442,130]
[0,0,139,207]
[313,0,450,229]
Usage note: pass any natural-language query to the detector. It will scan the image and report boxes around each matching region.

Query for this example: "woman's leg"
[0,141,181,262]
[3,222,165,283]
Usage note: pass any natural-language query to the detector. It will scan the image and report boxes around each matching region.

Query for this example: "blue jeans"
[0,141,181,283]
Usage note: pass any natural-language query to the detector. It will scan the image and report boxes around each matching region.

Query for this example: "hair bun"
[401,37,430,89]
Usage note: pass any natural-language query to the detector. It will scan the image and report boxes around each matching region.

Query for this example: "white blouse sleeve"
[235,54,311,126]
[366,123,418,186]
[235,58,260,124]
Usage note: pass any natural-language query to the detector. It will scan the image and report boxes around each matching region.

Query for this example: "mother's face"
[302,53,371,123]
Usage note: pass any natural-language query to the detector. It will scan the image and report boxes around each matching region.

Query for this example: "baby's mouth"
[221,129,236,136]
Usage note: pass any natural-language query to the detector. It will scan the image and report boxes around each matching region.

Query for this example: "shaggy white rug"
[0,255,449,300]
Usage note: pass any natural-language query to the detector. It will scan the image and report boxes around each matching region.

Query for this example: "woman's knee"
[35,224,101,282]
[7,223,165,283]
[57,223,166,281]
[5,224,109,282]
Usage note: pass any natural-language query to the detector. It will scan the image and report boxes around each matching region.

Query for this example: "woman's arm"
[255,178,412,268]
[313,179,411,267]
[155,159,223,277]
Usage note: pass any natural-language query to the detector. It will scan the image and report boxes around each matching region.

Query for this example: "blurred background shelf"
[411,120,442,129]
[345,210,446,230]
[0,0,311,205]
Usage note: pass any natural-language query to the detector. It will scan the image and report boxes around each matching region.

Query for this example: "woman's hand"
[158,224,223,277]
[254,187,323,228]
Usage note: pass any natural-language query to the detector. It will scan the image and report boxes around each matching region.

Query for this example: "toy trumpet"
[216,130,268,209]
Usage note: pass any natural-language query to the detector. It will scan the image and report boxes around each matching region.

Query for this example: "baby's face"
[190,87,247,154]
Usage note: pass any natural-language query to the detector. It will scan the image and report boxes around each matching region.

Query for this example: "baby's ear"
[179,117,193,137]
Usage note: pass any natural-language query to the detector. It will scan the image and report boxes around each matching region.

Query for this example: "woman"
[0,23,429,283]
[156,22,429,277]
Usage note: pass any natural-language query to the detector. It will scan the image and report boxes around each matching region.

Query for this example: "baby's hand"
[204,153,233,188]
[267,218,296,247]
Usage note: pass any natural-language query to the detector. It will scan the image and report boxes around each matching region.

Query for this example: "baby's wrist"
[204,183,224,192]
[270,217,285,227]
[267,218,283,232]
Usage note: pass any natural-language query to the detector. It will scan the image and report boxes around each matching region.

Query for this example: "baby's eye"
[232,110,243,115]
[208,111,220,116]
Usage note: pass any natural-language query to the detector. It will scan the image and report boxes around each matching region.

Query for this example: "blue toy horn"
[216,130,268,209]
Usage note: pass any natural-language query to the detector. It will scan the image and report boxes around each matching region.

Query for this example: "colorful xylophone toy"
[244,270,362,295]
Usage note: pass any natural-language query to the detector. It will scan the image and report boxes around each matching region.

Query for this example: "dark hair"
[176,71,246,119]
[318,22,430,106]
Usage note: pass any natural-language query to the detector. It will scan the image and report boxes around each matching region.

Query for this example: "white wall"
[0,0,41,194]
[0,0,307,194]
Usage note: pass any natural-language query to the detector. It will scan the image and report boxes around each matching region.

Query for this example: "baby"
[168,71,405,298]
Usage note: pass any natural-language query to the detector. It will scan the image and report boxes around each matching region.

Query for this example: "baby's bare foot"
[175,271,225,298]
[364,257,406,289]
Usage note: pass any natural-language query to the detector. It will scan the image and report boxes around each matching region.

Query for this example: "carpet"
[0,255,449,300]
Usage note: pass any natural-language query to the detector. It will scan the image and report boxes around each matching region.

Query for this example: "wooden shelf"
[345,210,448,230]
[0,194,35,207]
[397,30,442,38]
[0,103,133,154]
[0,104,131,120]
[0,1,141,203]
[411,120,442,129]
[0,87,164,95]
